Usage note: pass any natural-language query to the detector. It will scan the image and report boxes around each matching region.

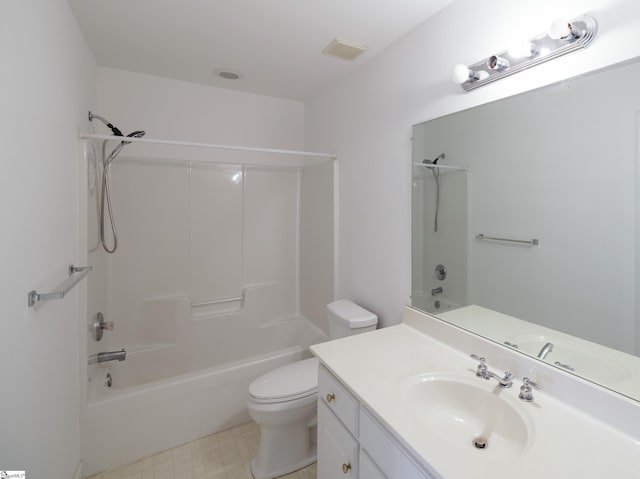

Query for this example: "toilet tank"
[326,300,378,339]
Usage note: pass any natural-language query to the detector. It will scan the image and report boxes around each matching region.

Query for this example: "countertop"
[310,308,640,478]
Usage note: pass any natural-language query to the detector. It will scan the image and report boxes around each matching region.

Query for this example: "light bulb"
[451,64,489,84]
[452,64,472,84]
[508,41,538,59]
[548,17,574,40]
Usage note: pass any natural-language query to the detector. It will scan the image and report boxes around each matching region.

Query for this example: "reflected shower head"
[423,153,446,166]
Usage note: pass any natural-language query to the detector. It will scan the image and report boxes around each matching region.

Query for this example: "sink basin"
[402,373,533,459]
[508,334,632,383]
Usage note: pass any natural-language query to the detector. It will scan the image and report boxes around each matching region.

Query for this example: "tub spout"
[88,349,126,365]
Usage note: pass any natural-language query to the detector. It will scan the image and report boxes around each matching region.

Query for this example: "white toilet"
[247,300,378,479]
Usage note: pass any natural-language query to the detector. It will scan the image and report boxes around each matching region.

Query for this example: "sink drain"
[473,437,488,449]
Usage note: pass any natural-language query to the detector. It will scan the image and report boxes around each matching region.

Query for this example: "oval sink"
[402,373,533,459]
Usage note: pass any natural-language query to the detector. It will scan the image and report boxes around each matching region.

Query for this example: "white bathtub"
[412,293,461,315]
[83,314,326,475]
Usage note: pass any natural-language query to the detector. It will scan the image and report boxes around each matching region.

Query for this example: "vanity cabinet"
[317,365,437,479]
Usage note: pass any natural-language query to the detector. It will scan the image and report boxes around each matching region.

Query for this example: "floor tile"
[88,421,316,479]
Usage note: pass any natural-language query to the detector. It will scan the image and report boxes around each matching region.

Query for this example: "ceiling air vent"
[322,37,368,61]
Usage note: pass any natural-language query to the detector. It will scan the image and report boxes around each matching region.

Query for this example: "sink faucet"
[470,354,514,388]
[431,286,443,296]
[537,342,554,359]
[88,349,126,365]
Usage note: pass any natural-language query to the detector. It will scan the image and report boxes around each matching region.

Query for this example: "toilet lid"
[249,357,318,402]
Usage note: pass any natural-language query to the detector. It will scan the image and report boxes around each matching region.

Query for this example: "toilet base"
[250,445,316,479]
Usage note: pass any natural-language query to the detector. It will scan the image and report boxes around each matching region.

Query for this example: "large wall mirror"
[412,57,640,402]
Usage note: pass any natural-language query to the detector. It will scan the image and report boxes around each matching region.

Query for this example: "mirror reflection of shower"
[422,153,445,232]
[411,149,468,315]
[88,111,145,253]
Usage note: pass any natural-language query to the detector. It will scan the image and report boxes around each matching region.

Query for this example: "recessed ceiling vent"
[322,37,368,61]
[214,68,243,80]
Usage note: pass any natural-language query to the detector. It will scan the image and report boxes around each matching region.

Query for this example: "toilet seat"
[249,358,319,404]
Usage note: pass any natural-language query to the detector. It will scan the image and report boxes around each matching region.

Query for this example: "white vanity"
[311,307,640,478]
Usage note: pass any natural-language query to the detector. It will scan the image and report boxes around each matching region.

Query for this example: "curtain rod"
[79,133,337,159]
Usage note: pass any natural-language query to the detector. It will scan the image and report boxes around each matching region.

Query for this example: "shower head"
[88,111,124,137]
[122,130,146,145]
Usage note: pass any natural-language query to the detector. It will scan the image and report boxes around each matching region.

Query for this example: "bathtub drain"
[105,373,113,388]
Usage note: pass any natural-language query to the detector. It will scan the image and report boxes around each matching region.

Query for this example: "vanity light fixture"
[452,15,597,91]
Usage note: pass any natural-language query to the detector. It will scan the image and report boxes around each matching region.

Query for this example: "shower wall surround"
[90,67,333,333]
[107,160,301,346]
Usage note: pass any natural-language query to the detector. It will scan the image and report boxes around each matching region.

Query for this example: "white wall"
[0,1,96,478]
[305,0,640,327]
[96,67,305,152]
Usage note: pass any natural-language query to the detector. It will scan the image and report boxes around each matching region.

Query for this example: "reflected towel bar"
[475,234,539,246]
[28,265,92,307]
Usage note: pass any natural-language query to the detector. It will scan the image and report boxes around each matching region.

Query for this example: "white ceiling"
[67,0,455,101]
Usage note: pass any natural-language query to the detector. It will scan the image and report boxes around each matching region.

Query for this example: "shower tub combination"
[83,125,335,475]
[83,293,326,475]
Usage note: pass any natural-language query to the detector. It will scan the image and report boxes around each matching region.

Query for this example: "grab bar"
[28,265,92,307]
[475,234,539,246]
[191,295,243,308]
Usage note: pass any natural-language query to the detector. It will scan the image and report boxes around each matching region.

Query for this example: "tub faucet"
[431,286,443,296]
[537,342,554,359]
[88,349,126,365]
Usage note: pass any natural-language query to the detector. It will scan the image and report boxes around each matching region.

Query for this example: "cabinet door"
[359,451,387,479]
[318,401,358,479]
[359,408,437,479]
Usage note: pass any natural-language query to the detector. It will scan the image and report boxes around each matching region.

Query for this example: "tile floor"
[87,421,317,479]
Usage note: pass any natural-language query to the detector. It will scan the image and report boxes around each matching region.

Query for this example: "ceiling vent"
[322,37,368,61]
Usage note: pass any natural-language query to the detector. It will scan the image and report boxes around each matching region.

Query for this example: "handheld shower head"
[123,130,146,145]
[89,112,147,255]
[422,152,446,233]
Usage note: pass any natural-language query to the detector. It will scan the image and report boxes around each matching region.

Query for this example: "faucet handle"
[519,377,541,402]
[470,354,488,377]
[470,354,486,364]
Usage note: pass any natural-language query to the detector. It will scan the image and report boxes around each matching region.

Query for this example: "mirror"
[412,57,640,401]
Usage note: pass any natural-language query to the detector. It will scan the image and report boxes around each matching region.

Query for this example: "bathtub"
[411,293,461,315]
[82,314,326,476]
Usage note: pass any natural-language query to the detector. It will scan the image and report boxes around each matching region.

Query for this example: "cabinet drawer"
[318,365,359,435]
[318,401,358,479]
[360,408,436,479]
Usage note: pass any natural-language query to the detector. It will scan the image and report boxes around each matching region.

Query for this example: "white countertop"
[311,308,640,479]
